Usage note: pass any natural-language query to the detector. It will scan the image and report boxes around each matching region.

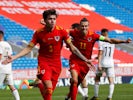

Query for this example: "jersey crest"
[41,69,45,75]
[87,37,92,42]
[54,36,60,41]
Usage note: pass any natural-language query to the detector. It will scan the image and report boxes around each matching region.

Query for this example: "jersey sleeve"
[93,32,100,40]
[0,45,3,54]
[8,44,13,55]
[29,31,38,47]
[98,41,104,50]
[62,29,71,44]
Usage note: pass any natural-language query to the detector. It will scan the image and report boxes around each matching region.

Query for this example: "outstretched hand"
[85,60,95,72]
[126,38,132,43]
[2,55,13,64]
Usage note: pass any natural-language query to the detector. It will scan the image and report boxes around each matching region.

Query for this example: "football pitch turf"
[0,84,133,100]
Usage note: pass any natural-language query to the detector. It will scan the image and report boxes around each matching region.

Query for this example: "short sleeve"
[29,31,38,47]
[0,45,3,54]
[62,29,71,44]
[98,41,104,50]
[93,33,100,41]
[8,44,13,55]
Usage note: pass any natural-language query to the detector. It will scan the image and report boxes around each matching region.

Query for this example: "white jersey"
[98,41,115,68]
[0,41,12,74]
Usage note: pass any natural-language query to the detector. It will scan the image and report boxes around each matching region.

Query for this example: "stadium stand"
[72,0,133,28]
[0,15,37,69]
[12,57,37,70]
[72,0,133,53]
[0,15,33,42]
[0,0,133,70]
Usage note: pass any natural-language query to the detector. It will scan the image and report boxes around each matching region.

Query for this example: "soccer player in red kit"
[65,18,132,100]
[2,9,94,100]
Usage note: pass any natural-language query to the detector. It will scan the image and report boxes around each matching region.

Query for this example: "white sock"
[83,87,88,97]
[94,83,99,97]
[78,85,85,96]
[108,84,114,98]
[12,89,20,100]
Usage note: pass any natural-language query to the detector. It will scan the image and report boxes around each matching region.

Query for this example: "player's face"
[80,21,89,35]
[45,15,56,29]
[103,32,108,37]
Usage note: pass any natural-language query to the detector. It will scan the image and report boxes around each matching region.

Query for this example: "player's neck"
[45,26,54,32]
[82,32,87,36]
[80,30,87,36]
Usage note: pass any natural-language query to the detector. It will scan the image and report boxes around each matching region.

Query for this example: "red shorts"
[70,60,90,82]
[37,61,61,82]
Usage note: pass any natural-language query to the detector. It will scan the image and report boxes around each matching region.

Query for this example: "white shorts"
[96,67,115,77]
[0,73,14,86]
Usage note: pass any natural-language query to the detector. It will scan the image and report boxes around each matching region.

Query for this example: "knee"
[71,79,78,86]
[45,88,53,95]
[8,85,16,91]
[43,80,52,88]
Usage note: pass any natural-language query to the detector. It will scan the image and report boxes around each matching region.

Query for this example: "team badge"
[41,70,45,74]
[54,36,60,41]
[88,37,92,42]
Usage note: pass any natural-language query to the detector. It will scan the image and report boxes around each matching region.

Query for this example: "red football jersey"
[70,29,100,60]
[29,26,70,67]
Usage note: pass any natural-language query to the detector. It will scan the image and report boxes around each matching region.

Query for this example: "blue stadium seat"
[0,15,34,42]
[12,57,37,70]
[72,0,133,39]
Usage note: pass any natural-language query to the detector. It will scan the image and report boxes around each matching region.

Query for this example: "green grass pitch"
[0,84,133,100]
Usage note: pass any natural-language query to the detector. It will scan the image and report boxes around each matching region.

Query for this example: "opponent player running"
[65,18,132,100]
[90,28,131,100]
[2,9,93,100]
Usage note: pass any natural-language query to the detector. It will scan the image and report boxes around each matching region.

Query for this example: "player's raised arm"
[103,37,132,44]
[99,28,132,44]
[2,43,34,64]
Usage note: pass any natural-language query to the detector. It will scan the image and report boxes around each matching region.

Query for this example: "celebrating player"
[2,9,93,100]
[65,18,132,100]
[65,23,90,100]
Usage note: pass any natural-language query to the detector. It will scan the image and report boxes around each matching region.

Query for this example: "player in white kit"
[90,28,132,100]
[0,30,20,100]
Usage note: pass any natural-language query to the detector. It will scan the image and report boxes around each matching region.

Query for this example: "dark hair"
[101,28,108,33]
[80,17,89,24]
[43,9,58,20]
[71,23,80,29]
[0,30,4,35]
[101,28,108,36]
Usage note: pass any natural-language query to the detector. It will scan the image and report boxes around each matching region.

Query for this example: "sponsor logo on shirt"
[54,36,60,41]
[48,38,54,40]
